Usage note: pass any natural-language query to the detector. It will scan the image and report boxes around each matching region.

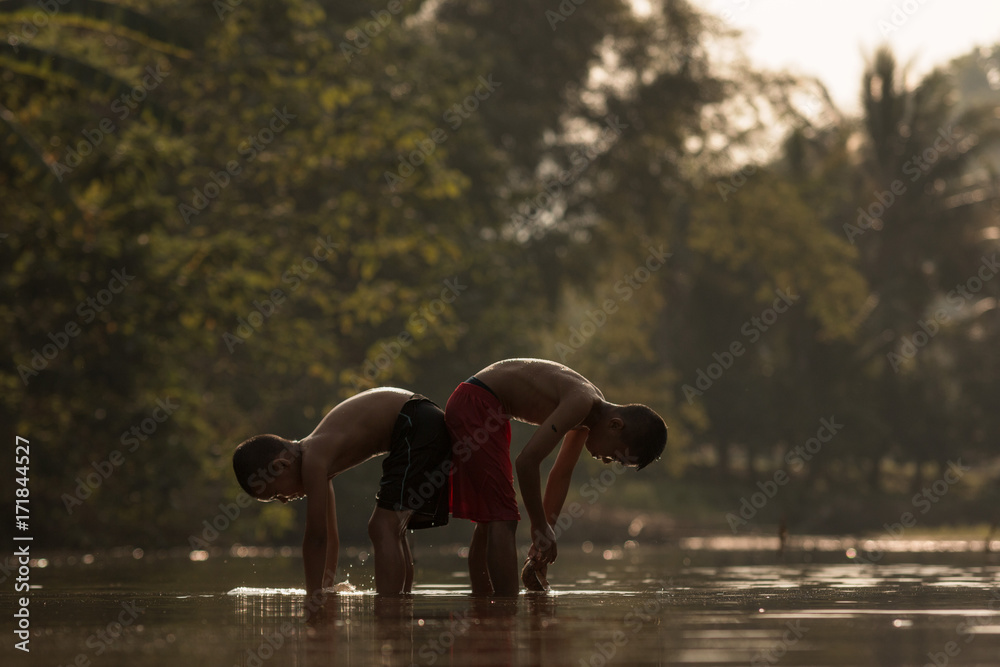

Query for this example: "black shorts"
[375,395,452,529]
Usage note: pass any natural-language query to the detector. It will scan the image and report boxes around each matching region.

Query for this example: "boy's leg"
[469,521,493,596]
[368,507,413,595]
[402,534,414,593]
[486,520,519,597]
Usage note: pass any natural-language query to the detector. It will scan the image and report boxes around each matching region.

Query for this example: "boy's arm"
[523,427,587,589]
[323,479,339,589]
[515,396,591,565]
[301,466,330,615]
[542,427,587,522]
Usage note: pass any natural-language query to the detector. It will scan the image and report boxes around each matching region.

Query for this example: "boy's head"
[585,404,667,470]
[232,434,304,502]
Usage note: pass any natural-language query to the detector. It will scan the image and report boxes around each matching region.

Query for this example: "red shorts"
[445,379,519,522]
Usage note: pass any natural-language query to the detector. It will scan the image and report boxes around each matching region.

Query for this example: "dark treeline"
[2,0,998,549]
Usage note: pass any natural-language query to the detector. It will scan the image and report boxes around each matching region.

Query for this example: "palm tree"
[852,46,1000,490]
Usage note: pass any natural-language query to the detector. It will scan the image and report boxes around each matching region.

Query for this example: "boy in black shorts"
[232,388,451,612]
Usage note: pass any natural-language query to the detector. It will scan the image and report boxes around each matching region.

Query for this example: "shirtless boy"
[444,358,667,596]
[231,388,451,611]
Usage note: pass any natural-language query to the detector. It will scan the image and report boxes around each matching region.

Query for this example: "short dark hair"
[619,404,667,470]
[232,434,293,496]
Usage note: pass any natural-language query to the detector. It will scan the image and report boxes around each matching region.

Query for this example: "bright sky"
[691,0,1000,113]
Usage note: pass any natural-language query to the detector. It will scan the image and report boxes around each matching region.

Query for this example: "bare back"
[300,388,413,479]
[477,358,603,426]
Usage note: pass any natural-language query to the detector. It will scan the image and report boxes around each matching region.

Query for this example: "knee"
[368,513,391,544]
[488,520,518,539]
[369,511,406,544]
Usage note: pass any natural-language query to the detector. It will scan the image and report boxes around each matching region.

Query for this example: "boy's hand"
[521,557,550,591]
[530,523,558,564]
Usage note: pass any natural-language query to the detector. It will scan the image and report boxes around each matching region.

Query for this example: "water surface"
[4,542,1000,666]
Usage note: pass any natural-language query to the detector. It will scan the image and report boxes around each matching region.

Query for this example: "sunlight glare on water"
[6,543,1000,666]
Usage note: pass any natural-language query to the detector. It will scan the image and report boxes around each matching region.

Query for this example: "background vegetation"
[2,0,999,551]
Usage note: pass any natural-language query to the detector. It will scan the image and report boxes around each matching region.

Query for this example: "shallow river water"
[4,539,1000,666]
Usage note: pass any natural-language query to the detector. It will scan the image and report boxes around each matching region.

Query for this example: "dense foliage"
[2,0,998,548]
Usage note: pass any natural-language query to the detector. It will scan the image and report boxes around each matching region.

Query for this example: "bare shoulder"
[301,388,413,476]
[483,358,602,397]
[479,358,602,424]
[328,387,413,414]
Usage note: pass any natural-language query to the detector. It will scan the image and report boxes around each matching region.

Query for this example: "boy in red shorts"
[231,388,451,615]
[444,358,667,596]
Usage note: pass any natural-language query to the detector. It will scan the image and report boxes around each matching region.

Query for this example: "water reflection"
[225,558,1000,667]
[10,545,1000,666]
